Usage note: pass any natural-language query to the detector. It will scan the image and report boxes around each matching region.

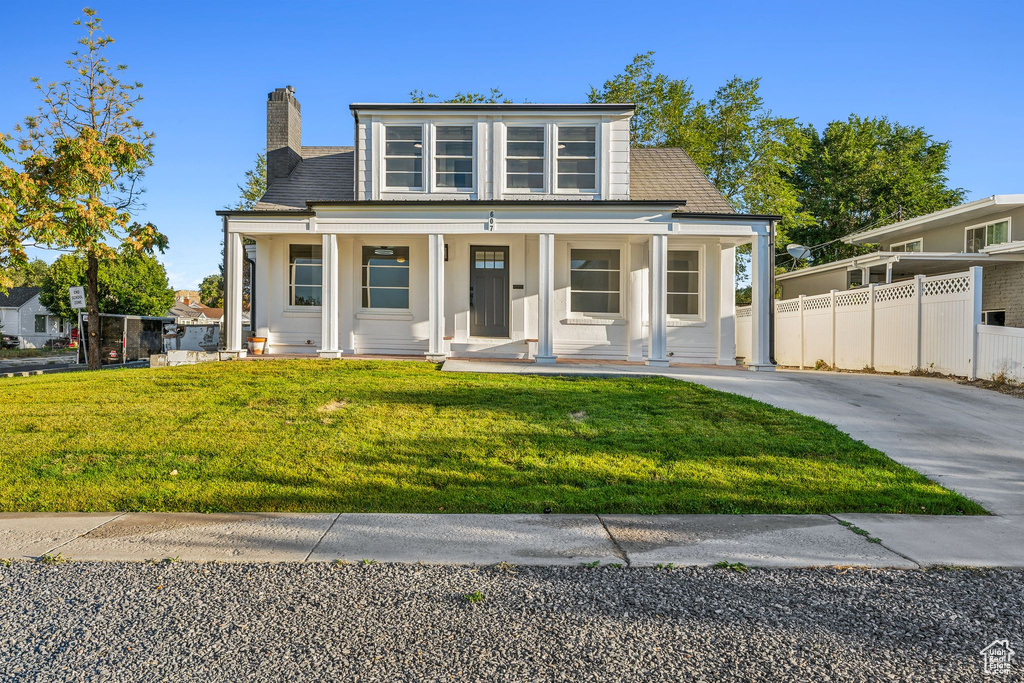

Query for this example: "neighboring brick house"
[214,87,780,368]
[776,195,1024,327]
[0,287,68,348]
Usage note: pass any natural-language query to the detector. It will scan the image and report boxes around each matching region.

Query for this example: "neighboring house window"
[556,126,596,191]
[362,246,410,309]
[34,315,46,333]
[966,219,1010,253]
[384,125,423,189]
[667,250,700,316]
[506,126,545,190]
[435,125,474,189]
[289,245,322,306]
[570,248,619,314]
[890,239,922,253]
[982,310,1006,326]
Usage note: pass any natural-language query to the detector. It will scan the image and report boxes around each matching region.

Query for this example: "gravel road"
[1,562,1020,681]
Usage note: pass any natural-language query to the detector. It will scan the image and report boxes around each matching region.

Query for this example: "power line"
[776,209,902,270]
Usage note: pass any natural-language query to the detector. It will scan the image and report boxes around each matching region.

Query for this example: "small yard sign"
[69,286,86,309]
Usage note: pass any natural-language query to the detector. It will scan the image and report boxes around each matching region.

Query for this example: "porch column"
[426,233,447,362]
[224,229,246,356]
[718,244,737,365]
[627,241,645,362]
[536,233,556,364]
[748,230,775,371]
[318,233,341,359]
[648,234,669,366]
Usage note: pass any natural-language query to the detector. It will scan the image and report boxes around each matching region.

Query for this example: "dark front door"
[470,246,510,337]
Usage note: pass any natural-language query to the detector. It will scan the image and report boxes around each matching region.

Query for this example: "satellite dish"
[786,244,812,261]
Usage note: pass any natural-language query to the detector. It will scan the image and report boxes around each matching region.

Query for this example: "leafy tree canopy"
[4,258,50,287]
[410,88,511,104]
[232,153,266,211]
[40,248,174,321]
[785,115,966,265]
[199,273,224,308]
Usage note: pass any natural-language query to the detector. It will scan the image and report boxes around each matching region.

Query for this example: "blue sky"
[2,1,1021,289]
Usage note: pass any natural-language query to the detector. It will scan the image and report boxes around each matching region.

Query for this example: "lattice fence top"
[923,274,972,297]
[776,300,801,313]
[875,282,916,303]
[836,290,870,307]
[804,295,833,311]
[736,306,752,319]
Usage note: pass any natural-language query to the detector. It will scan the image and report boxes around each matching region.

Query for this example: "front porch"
[221,206,775,369]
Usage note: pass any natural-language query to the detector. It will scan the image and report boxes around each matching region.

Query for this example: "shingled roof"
[253,146,732,213]
[0,286,41,308]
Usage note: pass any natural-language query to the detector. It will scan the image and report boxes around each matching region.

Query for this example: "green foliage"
[3,258,50,287]
[232,153,266,211]
[463,591,485,604]
[0,360,985,515]
[199,273,224,308]
[787,115,966,265]
[410,87,511,104]
[40,249,174,321]
[713,561,749,572]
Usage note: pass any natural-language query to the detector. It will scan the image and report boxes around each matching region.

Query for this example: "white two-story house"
[216,87,776,368]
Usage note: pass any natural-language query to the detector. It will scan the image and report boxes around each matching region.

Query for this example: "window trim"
[554,123,599,195]
[503,124,548,194]
[567,243,624,319]
[964,216,1012,253]
[666,244,705,322]
[432,122,476,193]
[981,309,1006,326]
[360,244,412,312]
[383,123,426,192]
[889,238,923,253]
[34,314,47,334]
[287,243,323,310]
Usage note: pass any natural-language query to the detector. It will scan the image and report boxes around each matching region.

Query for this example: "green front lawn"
[0,360,985,514]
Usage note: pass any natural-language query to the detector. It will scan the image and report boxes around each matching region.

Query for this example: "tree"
[233,153,266,211]
[0,9,166,368]
[787,115,966,265]
[40,249,174,322]
[5,258,50,287]
[199,273,223,308]
[410,88,511,104]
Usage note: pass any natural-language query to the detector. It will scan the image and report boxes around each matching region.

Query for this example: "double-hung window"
[289,245,322,306]
[435,125,474,189]
[890,239,922,253]
[667,250,700,317]
[556,126,596,191]
[362,246,410,309]
[506,126,545,190]
[34,315,47,333]
[384,125,423,189]
[570,248,619,314]
[966,220,1010,253]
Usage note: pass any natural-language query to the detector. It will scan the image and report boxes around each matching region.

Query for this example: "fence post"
[798,294,806,369]
[868,283,876,370]
[830,289,838,368]
[914,274,925,371]
[968,266,983,380]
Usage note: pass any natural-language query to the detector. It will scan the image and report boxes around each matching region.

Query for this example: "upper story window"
[506,126,545,190]
[557,126,596,191]
[362,246,410,309]
[890,238,923,253]
[966,219,1009,253]
[384,125,423,189]
[289,245,322,306]
[435,125,474,189]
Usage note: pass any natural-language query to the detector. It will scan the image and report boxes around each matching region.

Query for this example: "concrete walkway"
[2,511,1022,568]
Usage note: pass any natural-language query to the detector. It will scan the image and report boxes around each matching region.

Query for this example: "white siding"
[606,116,631,200]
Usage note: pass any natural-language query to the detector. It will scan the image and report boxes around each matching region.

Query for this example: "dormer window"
[506,126,545,190]
[384,125,423,189]
[557,126,596,191]
[435,125,474,189]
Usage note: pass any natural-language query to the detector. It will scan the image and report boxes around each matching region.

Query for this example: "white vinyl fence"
[735,268,1022,380]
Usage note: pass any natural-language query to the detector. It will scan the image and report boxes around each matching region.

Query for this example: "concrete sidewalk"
[3,512,1022,568]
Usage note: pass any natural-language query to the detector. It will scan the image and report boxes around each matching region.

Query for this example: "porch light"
[396,257,406,264]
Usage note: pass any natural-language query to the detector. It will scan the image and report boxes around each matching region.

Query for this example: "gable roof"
[253,147,732,213]
[845,194,1024,245]
[0,286,42,308]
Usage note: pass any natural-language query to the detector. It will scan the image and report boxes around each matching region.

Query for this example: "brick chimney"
[267,86,302,184]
